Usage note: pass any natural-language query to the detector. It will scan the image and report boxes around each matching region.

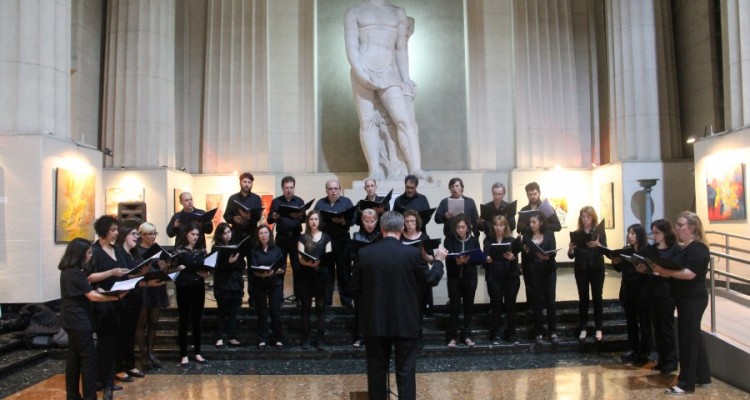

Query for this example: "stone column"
[721,0,750,130]
[513,0,585,168]
[0,0,71,138]
[101,0,176,168]
[201,0,268,174]
[605,0,681,161]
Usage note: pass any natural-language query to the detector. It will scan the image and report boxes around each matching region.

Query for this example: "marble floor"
[5,355,750,400]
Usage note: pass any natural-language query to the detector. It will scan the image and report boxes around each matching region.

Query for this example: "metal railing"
[707,230,750,291]
[706,230,750,334]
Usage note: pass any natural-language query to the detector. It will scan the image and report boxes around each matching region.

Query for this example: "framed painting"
[55,168,96,243]
[205,194,224,232]
[548,197,568,228]
[706,163,746,221]
[600,182,615,229]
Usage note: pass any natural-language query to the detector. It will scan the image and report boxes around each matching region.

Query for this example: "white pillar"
[201,0,269,174]
[101,0,176,168]
[721,0,750,131]
[606,0,681,162]
[0,0,71,138]
[513,0,584,168]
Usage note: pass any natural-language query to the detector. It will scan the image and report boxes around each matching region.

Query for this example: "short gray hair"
[491,182,506,192]
[380,211,404,233]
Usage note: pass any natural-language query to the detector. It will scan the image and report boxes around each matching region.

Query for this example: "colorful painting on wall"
[55,168,96,243]
[706,163,746,221]
[205,194,224,233]
[548,197,568,228]
[260,194,274,231]
[599,182,615,229]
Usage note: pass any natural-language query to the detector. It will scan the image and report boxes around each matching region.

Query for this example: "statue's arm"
[344,7,376,89]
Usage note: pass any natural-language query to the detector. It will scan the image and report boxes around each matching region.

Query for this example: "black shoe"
[301,338,310,350]
[491,337,501,345]
[103,387,113,400]
[149,353,162,369]
[634,352,649,363]
[620,351,635,362]
[506,336,519,345]
[128,369,145,378]
[115,374,133,383]
[111,385,123,391]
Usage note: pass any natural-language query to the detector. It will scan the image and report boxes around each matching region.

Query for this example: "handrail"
[705,231,750,291]
[709,249,750,334]
[706,231,750,241]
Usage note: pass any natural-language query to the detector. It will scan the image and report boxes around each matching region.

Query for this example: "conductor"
[350,211,446,400]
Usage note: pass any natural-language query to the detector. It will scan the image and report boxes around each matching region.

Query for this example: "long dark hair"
[529,211,546,234]
[627,224,648,250]
[651,219,677,247]
[180,221,205,250]
[213,222,232,246]
[255,224,275,248]
[58,238,92,271]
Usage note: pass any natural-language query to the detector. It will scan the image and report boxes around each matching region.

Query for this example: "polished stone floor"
[4,354,750,399]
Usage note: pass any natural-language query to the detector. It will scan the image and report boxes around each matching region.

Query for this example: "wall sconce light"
[687,125,714,144]
[102,148,114,157]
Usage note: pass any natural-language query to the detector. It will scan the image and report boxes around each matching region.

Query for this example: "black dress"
[135,245,169,309]
[297,232,332,341]
[443,233,481,342]
[483,236,521,341]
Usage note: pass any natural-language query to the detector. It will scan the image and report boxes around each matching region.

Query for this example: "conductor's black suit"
[350,236,444,400]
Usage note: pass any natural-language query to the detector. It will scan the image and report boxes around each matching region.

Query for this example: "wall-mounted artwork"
[600,182,615,229]
[548,197,568,228]
[205,194,224,232]
[105,187,145,216]
[55,168,96,243]
[174,189,183,213]
[260,194,274,230]
[706,163,746,221]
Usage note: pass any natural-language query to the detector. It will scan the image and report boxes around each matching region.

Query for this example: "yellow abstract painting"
[55,168,96,242]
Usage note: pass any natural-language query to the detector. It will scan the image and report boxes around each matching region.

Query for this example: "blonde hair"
[138,221,157,235]
[677,211,707,245]
[577,206,599,231]
[361,208,377,220]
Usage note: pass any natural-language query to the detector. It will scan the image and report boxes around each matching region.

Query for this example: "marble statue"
[345,0,428,180]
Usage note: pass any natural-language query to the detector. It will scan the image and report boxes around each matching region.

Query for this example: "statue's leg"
[352,77,385,179]
[380,87,427,178]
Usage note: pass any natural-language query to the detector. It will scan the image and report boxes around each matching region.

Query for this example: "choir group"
[58,172,712,399]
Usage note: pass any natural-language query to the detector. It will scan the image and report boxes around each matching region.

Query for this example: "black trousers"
[65,329,97,400]
[298,269,328,339]
[216,297,242,340]
[116,292,140,372]
[675,294,711,391]
[93,303,117,388]
[487,276,520,339]
[574,267,605,330]
[176,282,205,357]
[253,279,285,343]
[365,336,419,400]
[276,234,301,298]
[620,280,652,353]
[447,274,477,341]
[651,295,678,368]
[327,235,352,306]
[528,268,557,336]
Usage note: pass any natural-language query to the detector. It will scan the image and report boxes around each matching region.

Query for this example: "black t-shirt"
[60,268,94,331]
[669,241,710,298]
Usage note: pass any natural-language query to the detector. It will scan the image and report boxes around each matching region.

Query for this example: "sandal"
[447,339,457,348]
[464,338,476,347]
[665,386,692,395]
